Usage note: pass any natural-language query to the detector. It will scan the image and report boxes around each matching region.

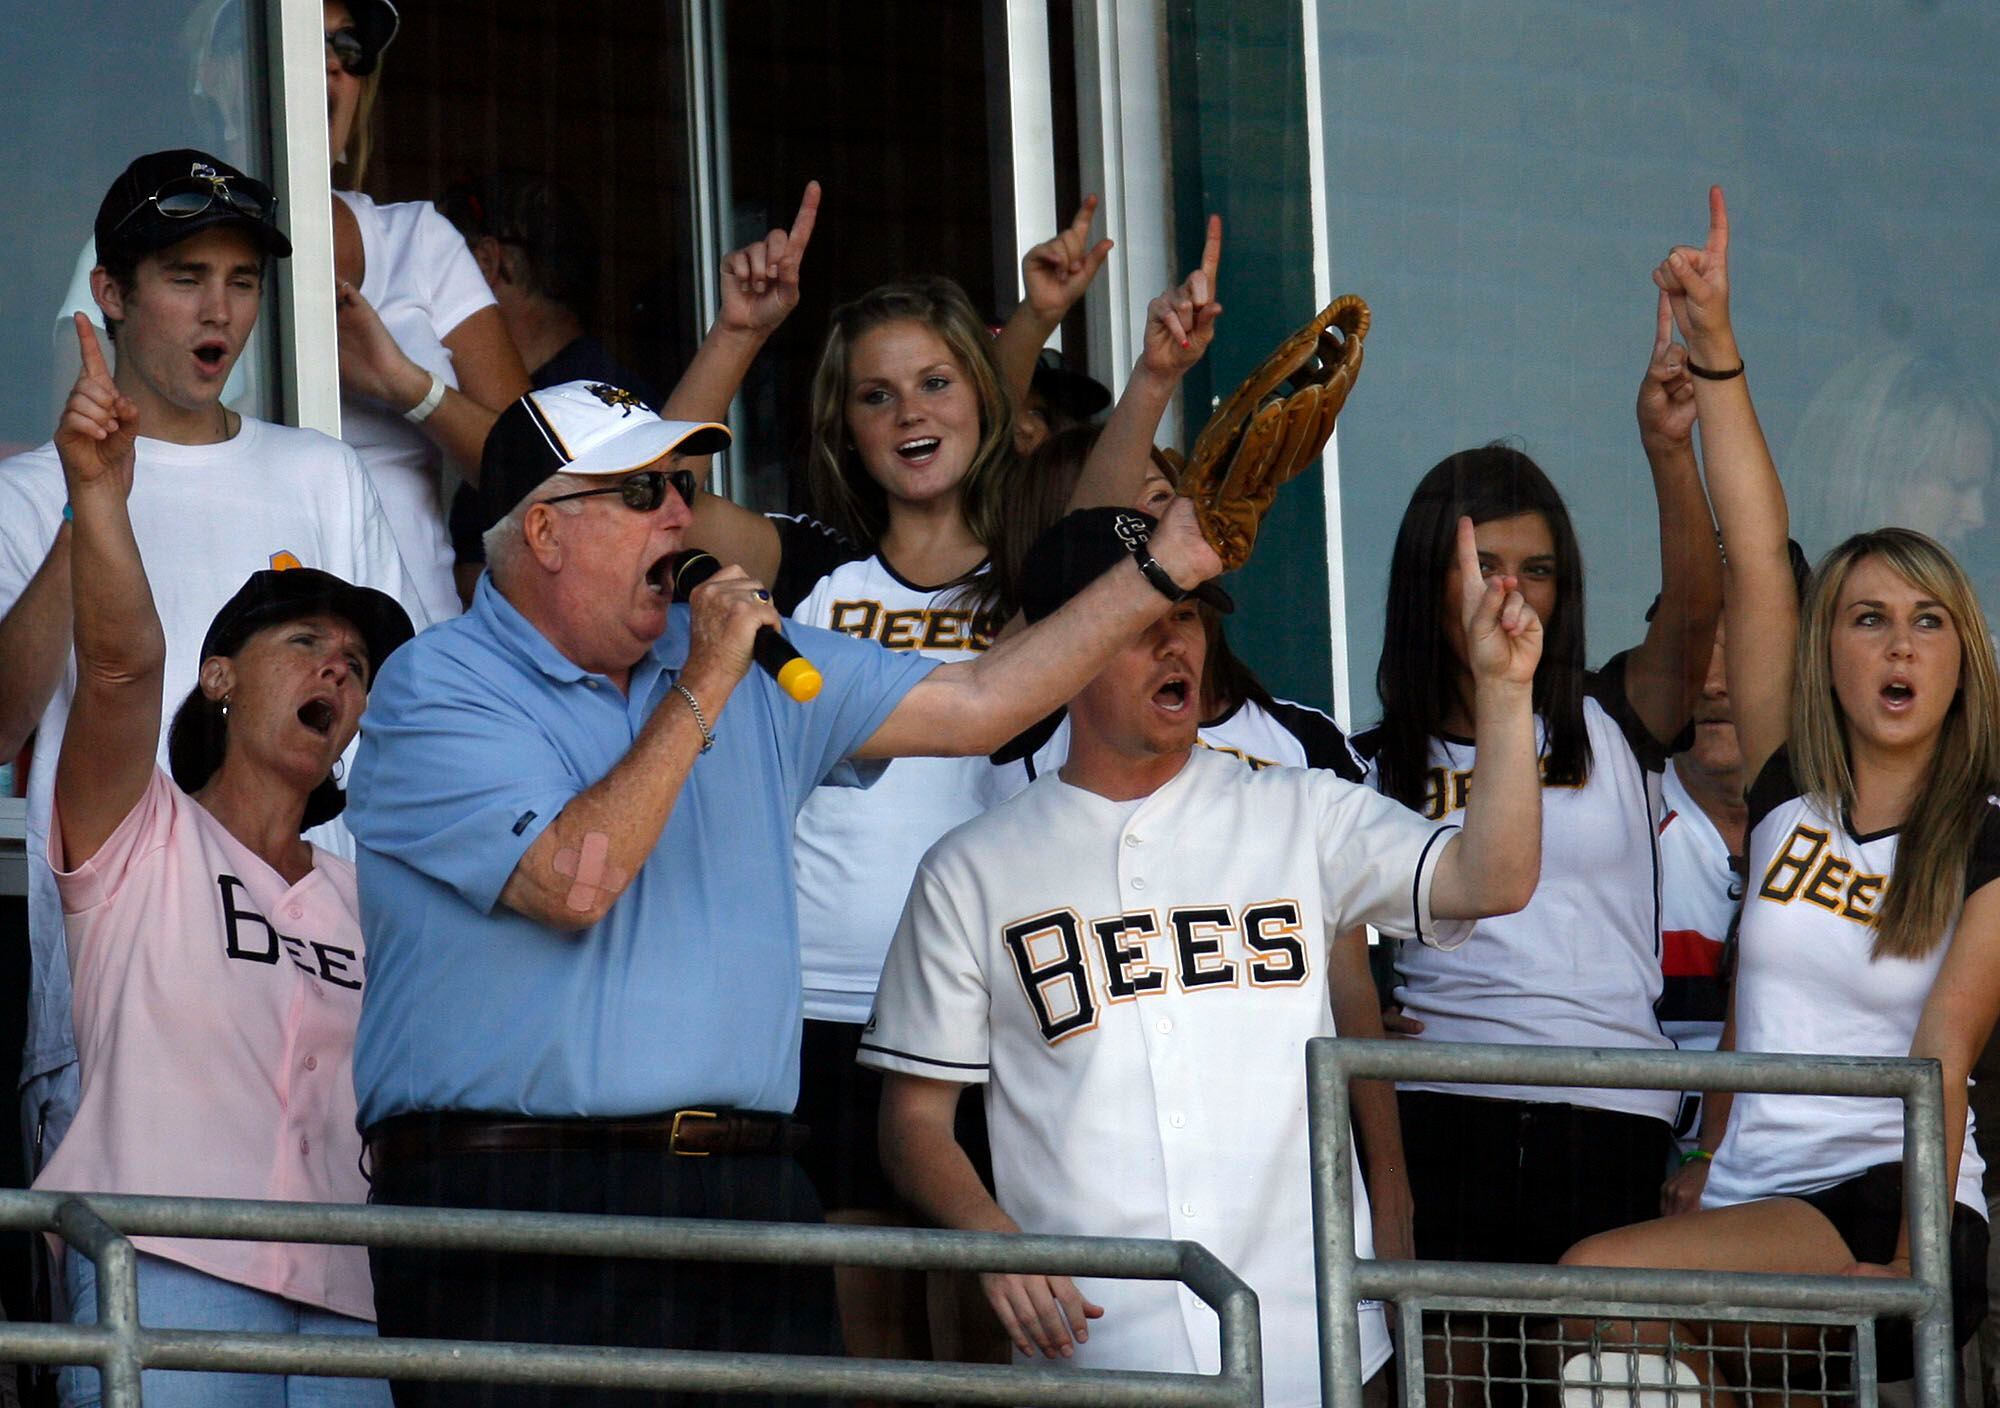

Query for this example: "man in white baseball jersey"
[862,506,1548,1403]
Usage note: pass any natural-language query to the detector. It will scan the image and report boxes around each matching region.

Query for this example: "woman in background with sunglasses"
[324,0,532,625]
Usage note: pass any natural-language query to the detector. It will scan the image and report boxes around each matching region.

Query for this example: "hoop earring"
[220,697,231,719]
[331,758,346,784]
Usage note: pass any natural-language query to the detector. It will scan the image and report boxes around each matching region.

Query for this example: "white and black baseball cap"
[477,380,730,532]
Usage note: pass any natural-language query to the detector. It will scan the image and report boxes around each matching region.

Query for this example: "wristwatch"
[1131,543,1189,603]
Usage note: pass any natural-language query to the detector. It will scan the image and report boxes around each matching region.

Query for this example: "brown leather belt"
[364,1109,808,1169]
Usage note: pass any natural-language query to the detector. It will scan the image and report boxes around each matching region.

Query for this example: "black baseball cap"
[200,568,415,678]
[476,381,730,533]
[1020,507,1233,623]
[342,0,401,73]
[95,149,292,267]
[1030,349,1112,422]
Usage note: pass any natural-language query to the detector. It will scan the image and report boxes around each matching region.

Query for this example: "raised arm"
[1655,186,1793,784]
[52,315,164,866]
[676,181,823,586]
[1621,290,1723,744]
[1066,216,1223,512]
[991,196,1114,410]
[1428,516,1544,919]
[861,494,1222,757]
[334,293,532,484]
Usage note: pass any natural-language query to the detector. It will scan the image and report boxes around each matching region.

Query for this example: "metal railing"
[0,1188,1262,1406]
[1308,1039,1955,1408]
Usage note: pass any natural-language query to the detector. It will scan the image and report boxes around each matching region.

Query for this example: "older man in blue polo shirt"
[344,380,1221,1404]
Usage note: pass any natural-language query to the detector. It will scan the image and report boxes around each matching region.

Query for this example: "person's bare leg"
[1560,1197,1858,1403]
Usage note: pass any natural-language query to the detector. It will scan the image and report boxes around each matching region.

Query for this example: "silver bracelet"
[402,370,447,424]
[673,681,714,753]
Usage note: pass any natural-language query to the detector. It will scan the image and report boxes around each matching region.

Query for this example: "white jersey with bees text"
[859,749,1468,1403]
[1363,665,1677,1121]
[1704,750,2000,1214]
[771,516,1026,1022]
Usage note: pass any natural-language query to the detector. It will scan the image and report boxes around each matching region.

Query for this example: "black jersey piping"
[855,1041,990,1073]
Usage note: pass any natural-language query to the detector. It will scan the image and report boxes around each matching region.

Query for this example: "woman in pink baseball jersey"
[35,318,414,1408]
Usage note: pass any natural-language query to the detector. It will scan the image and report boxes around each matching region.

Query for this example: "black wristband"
[1686,357,1745,381]
[1132,547,1189,604]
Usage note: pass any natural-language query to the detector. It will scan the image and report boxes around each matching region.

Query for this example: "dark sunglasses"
[115,172,278,233]
[325,26,381,76]
[542,469,698,514]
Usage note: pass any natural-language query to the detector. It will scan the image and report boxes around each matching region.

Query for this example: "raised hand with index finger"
[1457,515,1542,690]
[1636,290,1697,455]
[1651,185,1734,360]
[719,180,822,338]
[1141,214,1223,379]
[56,313,140,501]
[1021,195,1114,325]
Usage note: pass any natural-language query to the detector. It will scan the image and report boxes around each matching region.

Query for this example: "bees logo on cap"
[587,383,649,417]
[1112,510,1152,553]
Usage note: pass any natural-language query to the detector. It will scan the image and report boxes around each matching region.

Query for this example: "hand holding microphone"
[667,551,823,703]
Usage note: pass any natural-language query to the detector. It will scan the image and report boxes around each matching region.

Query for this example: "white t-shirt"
[0,419,428,1099]
[1364,668,1678,1122]
[859,748,1469,1405]
[772,515,1026,1023]
[334,189,496,625]
[1704,751,1999,1214]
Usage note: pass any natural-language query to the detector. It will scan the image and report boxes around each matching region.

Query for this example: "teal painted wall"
[1165,0,1337,713]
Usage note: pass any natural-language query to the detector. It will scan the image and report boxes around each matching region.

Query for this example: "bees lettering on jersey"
[1421,761,1586,820]
[1001,900,1310,1044]
[216,874,363,988]
[827,599,1001,653]
[1755,823,1887,926]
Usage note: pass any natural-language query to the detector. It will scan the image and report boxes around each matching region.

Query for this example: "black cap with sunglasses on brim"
[328,0,400,75]
[476,381,731,534]
[95,149,291,267]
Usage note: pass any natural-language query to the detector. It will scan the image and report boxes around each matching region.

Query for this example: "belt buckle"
[669,1108,718,1157]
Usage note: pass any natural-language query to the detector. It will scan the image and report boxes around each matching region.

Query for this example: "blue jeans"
[61,1248,390,1408]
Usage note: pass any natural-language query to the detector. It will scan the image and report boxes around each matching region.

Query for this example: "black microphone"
[666,551,823,702]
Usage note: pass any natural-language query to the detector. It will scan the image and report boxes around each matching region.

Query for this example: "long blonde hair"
[805,276,1020,616]
[1791,528,2000,959]
[332,67,383,191]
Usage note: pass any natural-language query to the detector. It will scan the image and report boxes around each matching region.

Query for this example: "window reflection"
[4,0,272,452]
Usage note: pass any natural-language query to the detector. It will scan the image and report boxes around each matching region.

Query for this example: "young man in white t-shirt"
[0,147,425,1186]
[862,507,1546,1405]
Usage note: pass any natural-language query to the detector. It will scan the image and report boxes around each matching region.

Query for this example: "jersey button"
[1180,1201,1196,1217]
[286,903,303,920]
[303,1055,318,1072]
[1155,1017,1173,1035]
[1130,877,1146,890]
[299,1136,311,1156]
[1169,1113,1186,1129]
[1124,834,1141,847]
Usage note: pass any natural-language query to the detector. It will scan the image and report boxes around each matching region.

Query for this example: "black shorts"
[1399,1089,1675,1265]
[1794,1161,1989,1382]
[794,1018,994,1214]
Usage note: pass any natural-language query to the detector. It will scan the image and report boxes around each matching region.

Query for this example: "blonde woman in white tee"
[1564,187,2000,1388]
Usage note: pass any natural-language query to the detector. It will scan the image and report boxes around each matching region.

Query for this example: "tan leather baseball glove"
[1155,294,1370,571]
